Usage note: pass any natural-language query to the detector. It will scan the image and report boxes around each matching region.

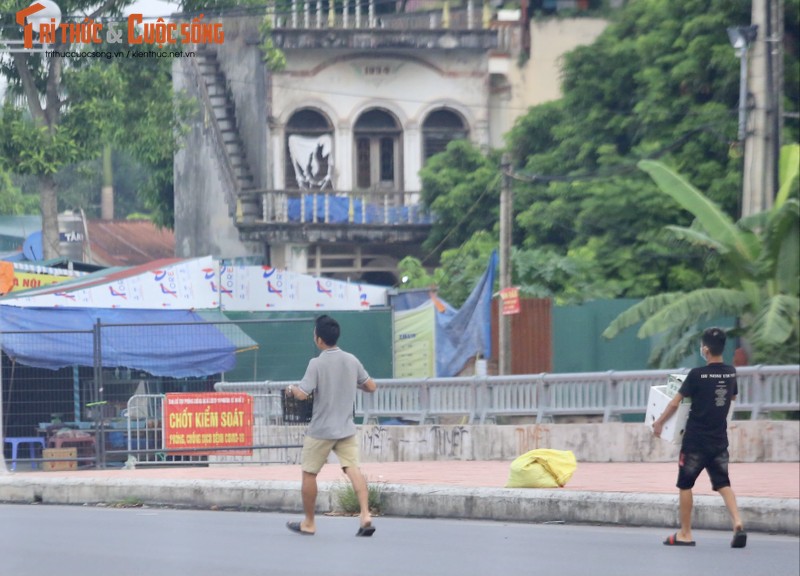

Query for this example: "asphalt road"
[1,504,797,576]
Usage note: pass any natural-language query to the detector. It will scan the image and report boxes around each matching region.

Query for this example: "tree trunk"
[40,173,60,260]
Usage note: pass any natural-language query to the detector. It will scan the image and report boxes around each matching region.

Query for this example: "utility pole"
[101,145,114,221]
[499,154,512,375]
[742,0,783,217]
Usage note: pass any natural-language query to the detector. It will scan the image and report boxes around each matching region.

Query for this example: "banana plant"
[603,147,799,366]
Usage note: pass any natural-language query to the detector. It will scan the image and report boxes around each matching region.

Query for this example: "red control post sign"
[164,393,253,455]
[499,287,521,315]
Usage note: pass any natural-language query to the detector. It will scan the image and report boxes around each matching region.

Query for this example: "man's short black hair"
[315,315,340,346]
[702,327,727,357]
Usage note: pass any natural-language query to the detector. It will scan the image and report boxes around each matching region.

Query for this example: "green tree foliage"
[505,0,764,297]
[398,231,497,308]
[53,41,194,228]
[784,0,800,143]
[259,13,286,71]
[0,165,38,214]
[419,140,501,255]
[604,157,800,366]
[420,0,799,305]
[98,44,194,228]
[1,0,195,250]
[0,0,138,257]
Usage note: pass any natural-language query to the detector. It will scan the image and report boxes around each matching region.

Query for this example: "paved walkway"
[6,460,799,498]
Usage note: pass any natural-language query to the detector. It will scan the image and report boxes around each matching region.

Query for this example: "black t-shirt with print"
[678,362,738,453]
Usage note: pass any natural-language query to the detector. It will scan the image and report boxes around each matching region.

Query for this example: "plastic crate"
[282,392,314,423]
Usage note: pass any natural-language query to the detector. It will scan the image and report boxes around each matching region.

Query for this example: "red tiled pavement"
[17,461,799,499]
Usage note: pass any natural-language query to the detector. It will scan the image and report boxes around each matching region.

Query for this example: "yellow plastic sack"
[505,448,578,488]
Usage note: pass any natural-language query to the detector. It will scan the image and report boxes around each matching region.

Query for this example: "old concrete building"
[173,2,609,285]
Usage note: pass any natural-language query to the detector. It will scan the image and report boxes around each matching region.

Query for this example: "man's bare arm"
[360,378,377,393]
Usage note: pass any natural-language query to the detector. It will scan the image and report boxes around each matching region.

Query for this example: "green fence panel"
[554,299,737,373]
[222,309,394,382]
[553,299,652,373]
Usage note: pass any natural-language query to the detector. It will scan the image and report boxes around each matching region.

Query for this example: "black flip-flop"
[731,529,747,548]
[356,523,376,537]
[663,533,695,546]
[286,521,314,536]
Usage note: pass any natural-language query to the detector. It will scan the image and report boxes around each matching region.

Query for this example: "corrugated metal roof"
[86,220,175,267]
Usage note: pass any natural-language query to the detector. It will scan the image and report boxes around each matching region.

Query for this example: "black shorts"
[676,448,731,491]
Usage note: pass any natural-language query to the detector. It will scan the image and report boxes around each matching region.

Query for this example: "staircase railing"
[182,51,241,214]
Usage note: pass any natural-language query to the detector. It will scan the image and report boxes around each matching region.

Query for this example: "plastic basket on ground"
[282,392,314,423]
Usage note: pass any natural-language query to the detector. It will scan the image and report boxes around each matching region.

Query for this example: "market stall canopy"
[0,306,257,378]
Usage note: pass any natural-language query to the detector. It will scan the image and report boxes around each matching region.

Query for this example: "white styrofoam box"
[645,385,691,445]
[497,9,521,21]
[666,373,687,398]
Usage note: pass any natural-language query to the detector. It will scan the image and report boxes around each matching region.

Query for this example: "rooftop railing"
[269,0,500,31]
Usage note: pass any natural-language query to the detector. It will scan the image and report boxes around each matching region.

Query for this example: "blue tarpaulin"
[435,251,497,377]
[0,306,238,377]
[287,195,432,225]
[393,252,497,377]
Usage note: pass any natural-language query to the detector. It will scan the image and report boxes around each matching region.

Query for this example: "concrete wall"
[236,421,799,465]
[355,421,800,463]
[489,17,608,148]
[515,17,608,109]
[173,124,252,258]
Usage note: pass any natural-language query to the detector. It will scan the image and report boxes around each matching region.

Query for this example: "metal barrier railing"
[6,366,795,470]
[122,392,306,467]
[218,365,800,424]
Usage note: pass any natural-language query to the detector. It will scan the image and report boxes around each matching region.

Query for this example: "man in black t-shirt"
[653,327,747,549]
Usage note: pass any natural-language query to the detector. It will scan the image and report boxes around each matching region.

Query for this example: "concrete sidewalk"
[1,461,798,535]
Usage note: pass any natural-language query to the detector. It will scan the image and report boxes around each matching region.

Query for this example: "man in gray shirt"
[285,315,377,537]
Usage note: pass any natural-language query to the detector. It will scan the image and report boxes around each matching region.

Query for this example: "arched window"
[353,108,402,191]
[285,109,334,190]
[422,109,468,162]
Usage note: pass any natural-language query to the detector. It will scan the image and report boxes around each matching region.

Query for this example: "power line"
[420,185,493,265]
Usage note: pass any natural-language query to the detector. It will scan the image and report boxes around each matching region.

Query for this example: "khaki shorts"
[301,434,360,475]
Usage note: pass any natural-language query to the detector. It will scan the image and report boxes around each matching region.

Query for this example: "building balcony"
[236,189,433,245]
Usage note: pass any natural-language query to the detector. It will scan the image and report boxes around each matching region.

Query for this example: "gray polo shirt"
[298,347,370,439]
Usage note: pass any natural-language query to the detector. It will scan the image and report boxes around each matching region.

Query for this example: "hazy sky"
[124,0,181,19]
